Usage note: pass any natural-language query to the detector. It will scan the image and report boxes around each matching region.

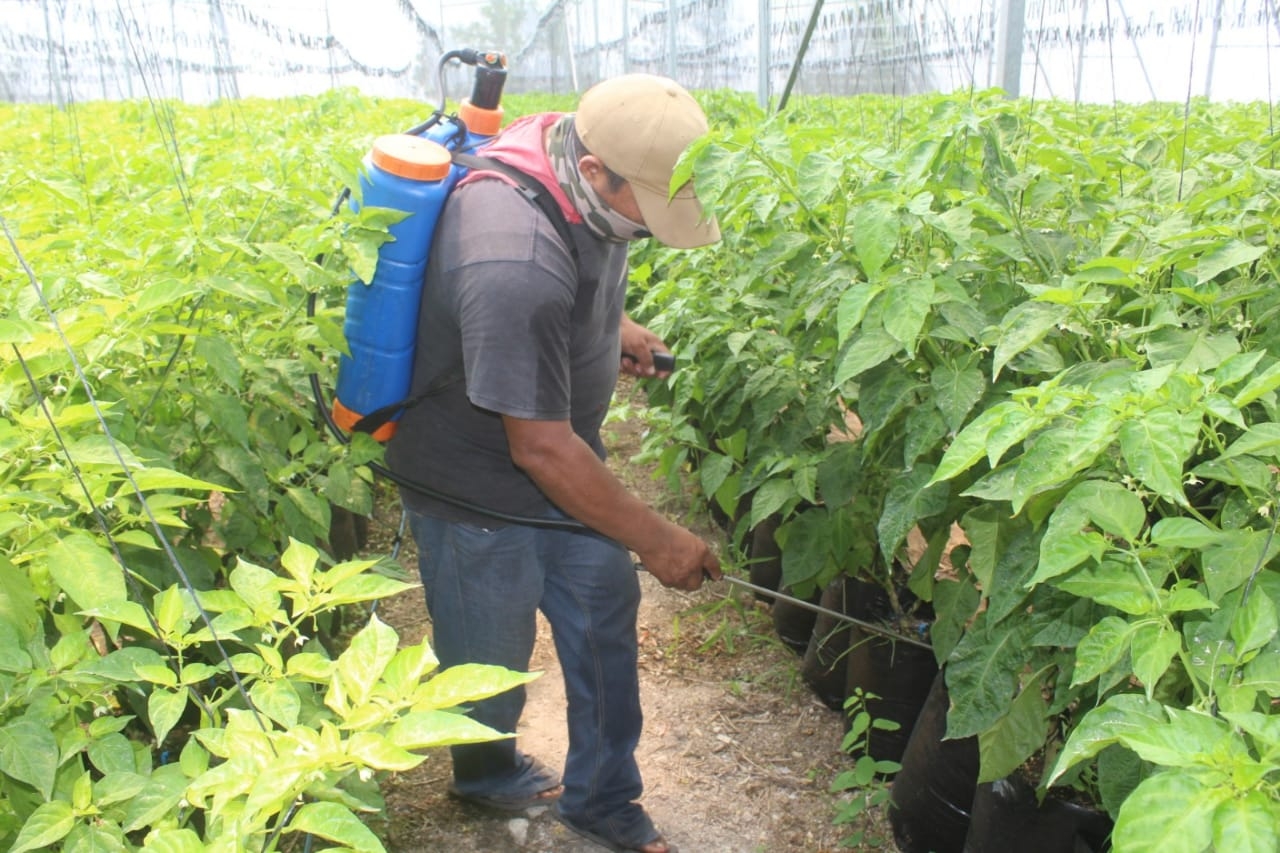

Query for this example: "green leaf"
[0,719,59,800]
[877,466,947,567]
[1126,707,1237,768]
[325,573,417,608]
[337,613,400,706]
[381,642,440,698]
[46,532,127,613]
[1129,622,1181,698]
[213,444,270,508]
[193,334,242,390]
[93,771,148,807]
[0,555,40,641]
[209,273,284,307]
[229,560,283,619]
[131,467,226,494]
[121,765,187,833]
[881,274,934,354]
[836,281,881,345]
[287,801,387,852]
[1150,517,1226,549]
[1204,529,1275,600]
[249,678,301,729]
[388,709,511,750]
[930,401,1020,483]
[833,326,901,387]
[1193,239,1266,285]
[1072,615,1137,686]
[0,317,42,344]
[1112,772,1219,853]
[931,362,986,432]
[138,827,205,853]
[64,821,128,853]
[1230,591,1278,656]
[1048,693,1164,786]
[1232,361,1280,408]
[1080,480,1148,543]
[135,278,195,312]
[992,302,1068,379]
[286,485,331,534]
[1033,486,1113,586]
[851,200,898,281]
[413,663,538,712]
[345,731,422,771]
[1212,791,1280,853]
[795,150,843,207]
[88,732,137,775]
[1220,422,1280,460]
[1054,555,1155,616]
[977,677,1050,783]
[1118,408,1199,506]
[749,477,798,529]
[148,688,188,747]
[280,537,319,588]
[10,801,75,853]
[945,615,1036,738]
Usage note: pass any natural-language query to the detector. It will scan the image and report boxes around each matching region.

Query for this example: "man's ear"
[577,154,607,185]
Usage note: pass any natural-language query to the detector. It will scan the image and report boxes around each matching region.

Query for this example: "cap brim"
[632,182,720,249]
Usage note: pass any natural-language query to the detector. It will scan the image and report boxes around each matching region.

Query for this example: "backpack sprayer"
[307,52,931,650]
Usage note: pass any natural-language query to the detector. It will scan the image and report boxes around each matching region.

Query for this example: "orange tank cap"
[332,398,397,442]
[370,134,452,182]
[458,99,504,137]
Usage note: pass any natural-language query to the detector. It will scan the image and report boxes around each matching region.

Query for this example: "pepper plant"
[630,90,1280,842]
[3,538,531,852]
[1,91,578,852]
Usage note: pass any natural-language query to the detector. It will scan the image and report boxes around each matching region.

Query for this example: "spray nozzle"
[447,48,507,71]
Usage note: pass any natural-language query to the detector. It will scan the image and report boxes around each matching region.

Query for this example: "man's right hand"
[637,521,721,591]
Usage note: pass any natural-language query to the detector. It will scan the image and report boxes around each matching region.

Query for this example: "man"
[385,74,723,853]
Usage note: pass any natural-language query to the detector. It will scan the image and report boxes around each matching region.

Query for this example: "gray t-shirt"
[385,176,629,525]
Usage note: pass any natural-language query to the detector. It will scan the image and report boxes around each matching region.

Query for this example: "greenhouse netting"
[5,0,1280,106]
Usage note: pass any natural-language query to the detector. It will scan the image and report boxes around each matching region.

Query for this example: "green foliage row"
[0,89,578,850]
[629,89,1280,850]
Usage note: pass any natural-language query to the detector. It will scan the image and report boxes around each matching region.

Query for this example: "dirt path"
[364,383,885,852]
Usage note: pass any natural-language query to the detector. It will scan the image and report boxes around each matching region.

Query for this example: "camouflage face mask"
[547,115,651,243]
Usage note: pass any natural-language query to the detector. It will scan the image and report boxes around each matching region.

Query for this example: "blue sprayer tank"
[332,96,503,441]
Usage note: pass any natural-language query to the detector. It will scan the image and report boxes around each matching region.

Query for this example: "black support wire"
[2,216,271,737]
[1178,0,1205,202]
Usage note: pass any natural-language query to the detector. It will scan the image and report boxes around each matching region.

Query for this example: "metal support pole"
[777,0,825,112]
[565,3,579,91]
[1205,0,1227,98]
[758,0,771,109]
[994,0,1026,98]
[667,0,678,79]
[593,0,601,83]
[622,0,630,72]
[1074,0,1089,103]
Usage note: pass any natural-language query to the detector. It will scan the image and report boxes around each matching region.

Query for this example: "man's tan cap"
[575,74,721,249]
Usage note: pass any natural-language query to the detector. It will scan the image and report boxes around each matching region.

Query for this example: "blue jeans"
[407,509,655,840]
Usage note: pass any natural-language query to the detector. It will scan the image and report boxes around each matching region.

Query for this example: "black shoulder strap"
[450,153,581,265]
[349,153,580,437]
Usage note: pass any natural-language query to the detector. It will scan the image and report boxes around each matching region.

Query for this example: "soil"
[361,379,894,852]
